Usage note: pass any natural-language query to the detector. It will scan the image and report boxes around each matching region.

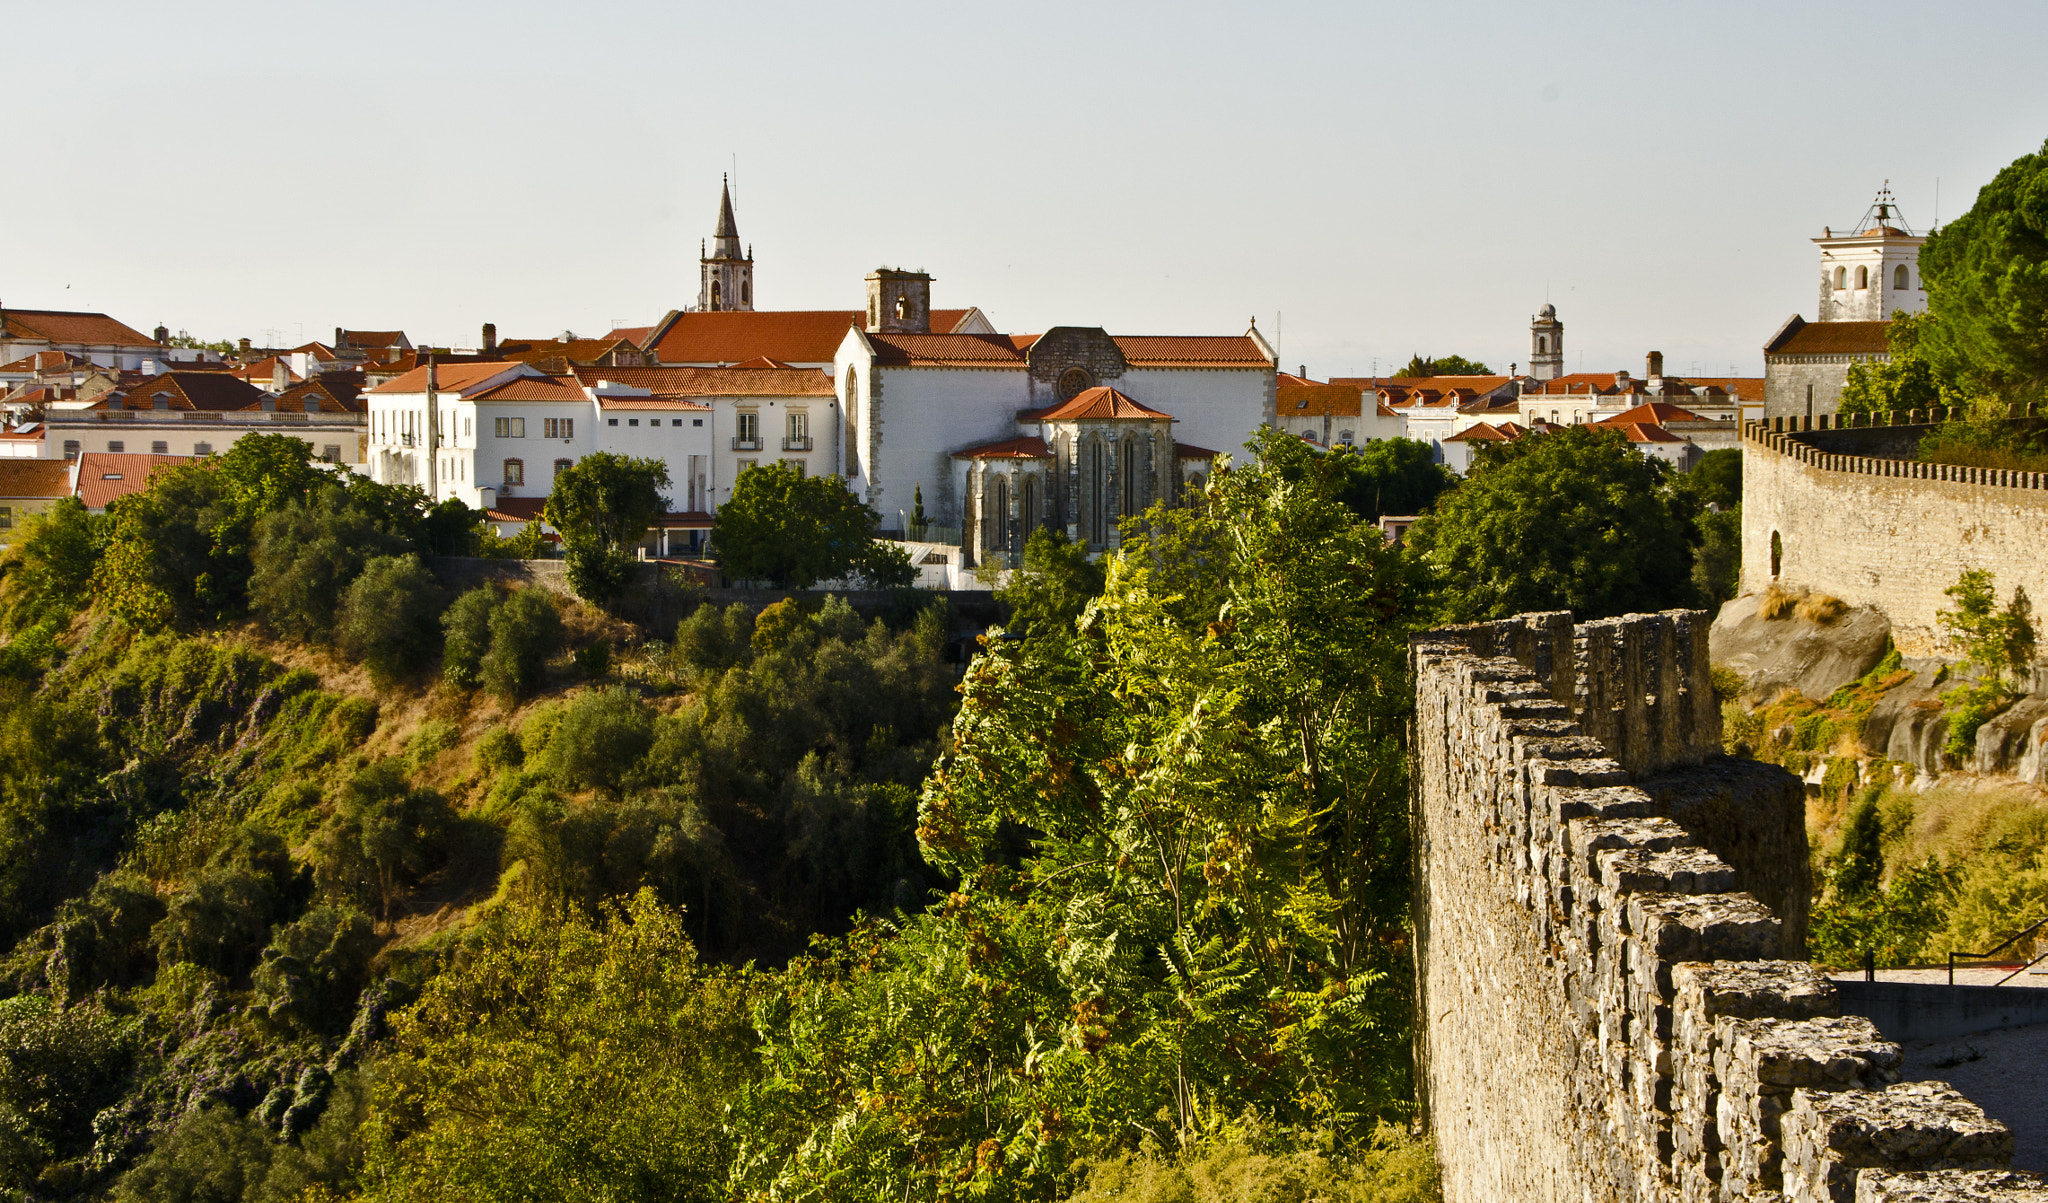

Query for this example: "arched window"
[554,458,572,475]
[989,475,1008,553]
[1536,335,1548,354]
[1854,265,1868,289]
[1120,438,1141,518]
[1770,531,1782,578]
[1894,264,1909,290]
[1833,266,1846,289]
[843,368,860,478]
[1089,439,1107,545]
[503,458,524,486]
[741,278,750,305]
[711,280,722,309]
[1022,476,1038,533]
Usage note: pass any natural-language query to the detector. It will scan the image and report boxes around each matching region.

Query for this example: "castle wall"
[1739,421,2048,656]
[1415,610,2040,1202]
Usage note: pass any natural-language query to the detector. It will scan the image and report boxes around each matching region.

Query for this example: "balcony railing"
[731,436,761,451]
[782,436,812,452]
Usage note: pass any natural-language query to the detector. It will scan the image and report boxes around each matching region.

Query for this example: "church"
[634,180,1280,565]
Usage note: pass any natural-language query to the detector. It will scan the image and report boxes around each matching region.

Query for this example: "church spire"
[710,174,742,260]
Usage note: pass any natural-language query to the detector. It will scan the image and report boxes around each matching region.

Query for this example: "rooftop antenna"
[1934,177,1940,229]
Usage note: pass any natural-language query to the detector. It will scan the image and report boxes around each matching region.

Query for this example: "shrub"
[248,485,411,643]
[1760,582,1798,620]
[250,904,376,1033]
[310,761,452,921]
[479,589,563,705]
[335,554,443,685]
[1795,592,1848,625]
[1064,1120,1441,1203]
[1937,569,2035,761]
[474,727,523,775]
[671,603,753,678]
[540,687,654,797]
[574,640,611,678]
[440,586,500,689]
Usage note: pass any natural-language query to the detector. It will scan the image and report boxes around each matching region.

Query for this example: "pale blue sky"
[9,0,2046,378]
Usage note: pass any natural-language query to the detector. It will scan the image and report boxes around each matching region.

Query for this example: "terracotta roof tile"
[570,365,833,398]
[868,333,1031,366]
[490,335,639,365]
[367,362,532,395]
[1173,443,1222,460]
[73,452,192,510]
[486,497,546,522]
[1022,386,1172,421]
[1600,402,1708,425]
[1278,380,1364,417]
[650,309,974,364]
[0,460,70,499]
[1765,319,1890,356]
[951,436,1052,460]
[596,396,711,412]
[1112,335,1270,366]
[466,376,587,403]
[0,309,160,347]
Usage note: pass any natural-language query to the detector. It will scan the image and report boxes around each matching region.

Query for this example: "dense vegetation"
[0,427,1487,1201]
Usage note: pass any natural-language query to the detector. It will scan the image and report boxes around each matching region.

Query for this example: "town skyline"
[11,0,2048,379]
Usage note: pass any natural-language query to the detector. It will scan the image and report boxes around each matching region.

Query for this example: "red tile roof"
[868,333,1032,366]
[0,460,70,499]
[486,497,546,522]
[1597,421,1685,443]
[466,376,587,403]
[1765,319,1890,356]
[1113,335,1270,367]
[951,436,1052,460]
[1023,386,1172,422]
[570,365,833,397]
[595,396,711,412]
[73,452,192,510]
[0,309,160,348]
[274,373,366,414]
[366,362,532,395]
[1278,379,1364,417]
[490,335,640,365]
[1600,402,1708,425]
[93,371,270,413]
[1681,377,1764,402]
[1174,443,1222,460]
[1446,422,1528,443]
[649,309,975,365]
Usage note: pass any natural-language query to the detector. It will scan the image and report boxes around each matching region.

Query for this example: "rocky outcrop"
[1711,592,1893,703]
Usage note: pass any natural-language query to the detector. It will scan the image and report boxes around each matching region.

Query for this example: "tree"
[1399,353,1491,377]
[251,905,378,1033]
[478,588,562,704]
[1936,568,2037,761]
[335,555,443,685]
[1917,138,2048,405]
[997,526,1104,635]
[711,463,910,589]
[250,485,414,642]
[1327,437,1457,521]
[543,453,669,606]
[0,498,100,634]
[539,686,654,798]
[311,761,452,922]
[439,586,500,688]
[1838,312,1950,416]
[1405,424,1698,621]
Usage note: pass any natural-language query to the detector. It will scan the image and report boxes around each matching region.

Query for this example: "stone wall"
[1415,610,2043,1201]
[1741,420,2048,656]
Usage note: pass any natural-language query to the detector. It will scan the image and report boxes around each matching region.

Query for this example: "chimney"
[334,327,344,348]
[1646,351,1664,381]
[238,337,252,358]
[152,325,168,344]
[1298,364,1307,380]
[272,360,289,391]
[1615,368,1631,388]
[482,323,497,355]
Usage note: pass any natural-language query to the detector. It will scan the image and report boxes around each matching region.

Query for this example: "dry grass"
[1796,593,1849,625]
[1762,583,1799,620]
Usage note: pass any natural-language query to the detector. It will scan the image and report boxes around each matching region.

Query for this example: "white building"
[1274,371,1405,448]
[1763,187,1926,421]
[44,369,367,465]
[0,308,174,372]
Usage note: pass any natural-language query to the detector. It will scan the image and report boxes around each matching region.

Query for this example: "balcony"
[731,436,762,451]
[781,436,812,452]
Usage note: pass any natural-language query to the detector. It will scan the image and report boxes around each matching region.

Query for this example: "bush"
[248,485,412,643]
[479,588,563,705]
[250,904,377,1033]
[151,826,303,979]
[1064,1121,1441,1203]
[541,687,654,797]
[335,554,442,685]
[0,994,134,1189]
[111,1106,277,1203]
[0,498,100,635]
[439,585,500,689]
[310,761,452,922]
[574,640,611,678]
[671,603,753,678]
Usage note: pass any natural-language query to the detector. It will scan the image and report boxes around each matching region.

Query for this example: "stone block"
[1854,1169,2048,1201]
[1783,1083,2013,1203]
[1599,845,1740,896]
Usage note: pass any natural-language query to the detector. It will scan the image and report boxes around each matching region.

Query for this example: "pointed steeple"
[710,174,742,260]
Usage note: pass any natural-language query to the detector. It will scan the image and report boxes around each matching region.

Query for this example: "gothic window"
[504,458,524,486]
[1536,336,1548,354]
[1022,476,1038,533]
[1854,265,1868,289]
[1833,266,1846,289]
[990,476,1009,553]
[895,294,910,321]
[843,368,860,478]
[742,278,750,305]
[1894,264,1909,290]
[1089,439,1107,545]
[1120,438,1141,518]
[1057,367,1094,401]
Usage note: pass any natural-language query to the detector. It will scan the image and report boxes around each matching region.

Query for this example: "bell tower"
[697,175,754,312]
[1530,303,1564,381]
[1815,184,1926,322]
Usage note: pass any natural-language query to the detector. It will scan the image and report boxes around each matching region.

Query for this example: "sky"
[8,0,2048,379]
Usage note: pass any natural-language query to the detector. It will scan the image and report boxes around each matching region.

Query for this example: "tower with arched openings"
[696,175,755,313]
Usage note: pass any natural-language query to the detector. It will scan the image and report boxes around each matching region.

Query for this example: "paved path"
[1832,966,2048,988]
[1896,1024,2048,1175]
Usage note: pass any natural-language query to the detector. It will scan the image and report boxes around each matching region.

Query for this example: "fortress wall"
[1416,611,2040,1202]
[1739,422,2048,657]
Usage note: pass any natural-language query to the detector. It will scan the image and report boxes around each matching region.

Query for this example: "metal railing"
[731,436,761,451]
[782,435,812,451]
[1947,911,2048,985]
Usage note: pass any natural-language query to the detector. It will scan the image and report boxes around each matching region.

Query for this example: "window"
[1894,264,1909,290]
[62,441,79,460]
[495,417,525,437]
[712,280,722,308]
[503,458,524,485]
[464,417,473,437]
[629,419,639,427]
[608,418,618,426]
[1833,266,1846,289]
[844,368,860,477]
[0,507,12,530]
[788,411,808,441]
[108,441,124,453]
[738,459,756,473]
[736,413,759,443]
[151,440,169,455]
[692,418,702,427]
[322,445,341,463]
[786,460,805,477]
[1057,367,1094,400]
[1338,429,1354,444]
[1855,265,1868,289]
[741,279,750,305]
[545,417,573,439]
[1536,336,1548,353]
[554,458,572,475]
[152,392,170,411]
[193,442,212,456]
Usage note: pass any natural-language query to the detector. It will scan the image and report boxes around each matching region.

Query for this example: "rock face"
[1711,592,1894,703]
[1414,611,2047,1202]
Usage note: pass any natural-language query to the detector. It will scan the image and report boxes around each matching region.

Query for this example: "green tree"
[998,526,1105,635]
[438,585,500,688]
[478,588,562,704]
[251,904,378,1034]
[1687,447,1743,510]
[1327,438,1457,522]
[249,485,415,642]
[311,762,452,922]
[335,555,442,686]
[1937,569,2036,760]
[543,453,668,605]
[1917,138,2048,405]
[1405,424,1697,621]
[0,498,101,634]
[712,462,913,588]
[0,994,135,1192]
[1692,504,1742,607]
[1399,354,1491,377]
[539,686,654,798]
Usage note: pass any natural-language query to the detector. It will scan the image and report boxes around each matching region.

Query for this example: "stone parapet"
[1414,611,2043,1202]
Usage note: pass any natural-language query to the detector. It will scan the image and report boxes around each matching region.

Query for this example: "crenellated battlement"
[1414,611,2043,1202]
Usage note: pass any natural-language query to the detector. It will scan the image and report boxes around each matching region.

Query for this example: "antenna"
[1935,177,1940,228]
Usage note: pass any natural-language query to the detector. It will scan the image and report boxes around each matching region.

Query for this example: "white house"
[1274,372,1404,448]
